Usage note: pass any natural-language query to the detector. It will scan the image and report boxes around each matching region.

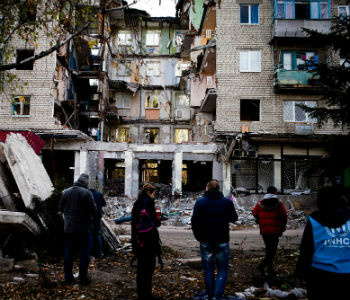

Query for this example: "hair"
[77,173,89,185]
[267,186,277,194]
[207,180,220,191]
[140,183,156,198]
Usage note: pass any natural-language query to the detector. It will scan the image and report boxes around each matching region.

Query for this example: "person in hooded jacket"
[59,173,97,285]
[192,180,238,300]
[131,183,162,300]
[252,186,288,277]
[295,186,350,300]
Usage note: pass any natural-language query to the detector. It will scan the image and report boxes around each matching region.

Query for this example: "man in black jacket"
[59,173,96,285]
[192,180,238,300]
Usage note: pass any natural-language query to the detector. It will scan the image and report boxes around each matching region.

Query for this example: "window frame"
[240,99,260,121]
[116,127,129,142]
[117,31,133,46]
[281,50,318,71]
[115,93,131,109]
[338,5,350,17]
[117,60,132,76]
[175,94,190,108]
[240,4,260,25]
[146,31,161,47]
[11,95,31,117]
[144,128,159,144]
[16,49,35,70]
[275,0,331,20]
[175,61,191,77]
[240,50,261,72]
[145,93,160,109]
[146,61,161,77]
[174,128,191,144]
[283,100,317,123]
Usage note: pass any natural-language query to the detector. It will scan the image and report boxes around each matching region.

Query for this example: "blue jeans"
[64,233,91,282]
[200,242,230,299]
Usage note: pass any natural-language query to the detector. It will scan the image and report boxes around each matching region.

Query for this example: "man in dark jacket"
[59,173,97,285]
[252,186,287,277]
[89,188,106,258]
[295,186,350,300]
[191,180,238,300]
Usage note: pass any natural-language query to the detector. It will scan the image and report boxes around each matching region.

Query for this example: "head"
[77,173,89,187]
[141,183,157,199]
[267,186,277,194]
[206,180,220,192]
[317,186,347,211]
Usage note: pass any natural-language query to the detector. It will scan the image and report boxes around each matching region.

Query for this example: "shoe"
[79,278,91,285]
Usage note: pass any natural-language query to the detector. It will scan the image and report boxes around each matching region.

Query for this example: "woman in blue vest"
[295,186,350,300]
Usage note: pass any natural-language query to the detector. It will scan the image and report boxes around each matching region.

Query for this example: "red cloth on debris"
[0,131,46,154]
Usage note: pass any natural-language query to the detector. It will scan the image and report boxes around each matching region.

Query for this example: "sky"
[126,0,177,17]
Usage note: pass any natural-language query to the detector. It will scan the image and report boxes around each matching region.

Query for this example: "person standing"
[131,183,162,300]
[295,187,350,300]
[59,173,96,285]
[252,186,288,277]
[191,180,238,300]
[89,188,106,258]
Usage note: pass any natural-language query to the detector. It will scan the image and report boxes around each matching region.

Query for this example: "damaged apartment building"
[176,0,350,196]
[1,0,220,200]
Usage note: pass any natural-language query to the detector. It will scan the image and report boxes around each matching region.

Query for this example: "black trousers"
[136,251,156,299]
[260,234,279,272]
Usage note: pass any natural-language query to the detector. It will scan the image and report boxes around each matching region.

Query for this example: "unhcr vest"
[310,216,350,273]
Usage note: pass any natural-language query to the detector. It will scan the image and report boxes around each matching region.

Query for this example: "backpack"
[135,198,155,248]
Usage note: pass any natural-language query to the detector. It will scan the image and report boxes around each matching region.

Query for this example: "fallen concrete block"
[101,219,121,252]
[0,257,14,272]
[14,259,39,273]
[1,133,53,209]
[0,210,41,236]
[0,162,17,211]
[177,257,202,269]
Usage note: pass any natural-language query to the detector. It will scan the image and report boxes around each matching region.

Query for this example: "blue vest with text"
[310,216,350,273]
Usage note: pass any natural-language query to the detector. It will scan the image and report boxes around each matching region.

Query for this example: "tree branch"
[0,23,91,71]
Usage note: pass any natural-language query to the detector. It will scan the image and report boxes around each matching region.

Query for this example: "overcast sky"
[126,0,177,17]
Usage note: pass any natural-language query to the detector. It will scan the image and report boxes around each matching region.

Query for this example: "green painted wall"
[191,0,205,31]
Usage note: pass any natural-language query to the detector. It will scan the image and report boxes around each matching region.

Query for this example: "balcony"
[272,19,331,39]
[274,69,321,93]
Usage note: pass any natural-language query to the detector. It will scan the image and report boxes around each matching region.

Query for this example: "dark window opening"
[295,2,310,19]
[240,99,260,121]
[144,128,159,144]
[182,161,212,192]
[104,159,125,196]
[16,49,34,70]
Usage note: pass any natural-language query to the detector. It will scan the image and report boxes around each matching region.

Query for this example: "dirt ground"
[0,224,304,300]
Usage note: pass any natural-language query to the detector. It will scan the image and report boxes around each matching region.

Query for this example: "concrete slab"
[1,133,53,209]
[0,210,41,236]
[0,162,17,211]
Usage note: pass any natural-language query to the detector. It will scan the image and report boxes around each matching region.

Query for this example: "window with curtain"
[282,51,318,70]
[275,0,330,20]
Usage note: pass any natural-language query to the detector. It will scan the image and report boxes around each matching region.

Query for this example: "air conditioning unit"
[206,76,213,86]
[176,110,182,118]
[295,124,314,135]
[206,29,212,39]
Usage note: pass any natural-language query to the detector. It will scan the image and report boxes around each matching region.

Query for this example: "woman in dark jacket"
[131,183,162,300]
[295,186,350,300]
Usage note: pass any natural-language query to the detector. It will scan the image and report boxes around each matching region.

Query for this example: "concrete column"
[124,150,133,198]
[223,161,232,196]
[131,158,140,199]
[274,154,282,191]
[212,159,223,190]
[74,151,80,182]
[172,151,183,195]
[97,151,104,192]
[80,149,88,175]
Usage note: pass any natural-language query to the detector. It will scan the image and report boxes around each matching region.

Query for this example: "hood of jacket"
[73,181,88,188]
[259,194,280,211]
[311,207,350,228]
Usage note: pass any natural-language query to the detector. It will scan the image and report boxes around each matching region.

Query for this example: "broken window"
[117,61,132,76]
[146,31,160,46]
[240,50,261,72]
[144,128,159,144]
[16,49,34,70]
[145,94,159,108]
[175,129,190,143]
[116,127,129,142]
[11,96,30,116]
[175,61,191,76]
[240,4,259,24]
[146,61,160,76]
[283,101,317,122]
[142,161,159,183]
[240,99,260,121]
[275,0,329,19]
[282,51,317,71]
[182,163,188,185]
[175,94,190,107]
[118,31,133,46]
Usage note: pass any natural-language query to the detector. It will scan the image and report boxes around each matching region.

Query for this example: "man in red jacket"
[252,186,288,277]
